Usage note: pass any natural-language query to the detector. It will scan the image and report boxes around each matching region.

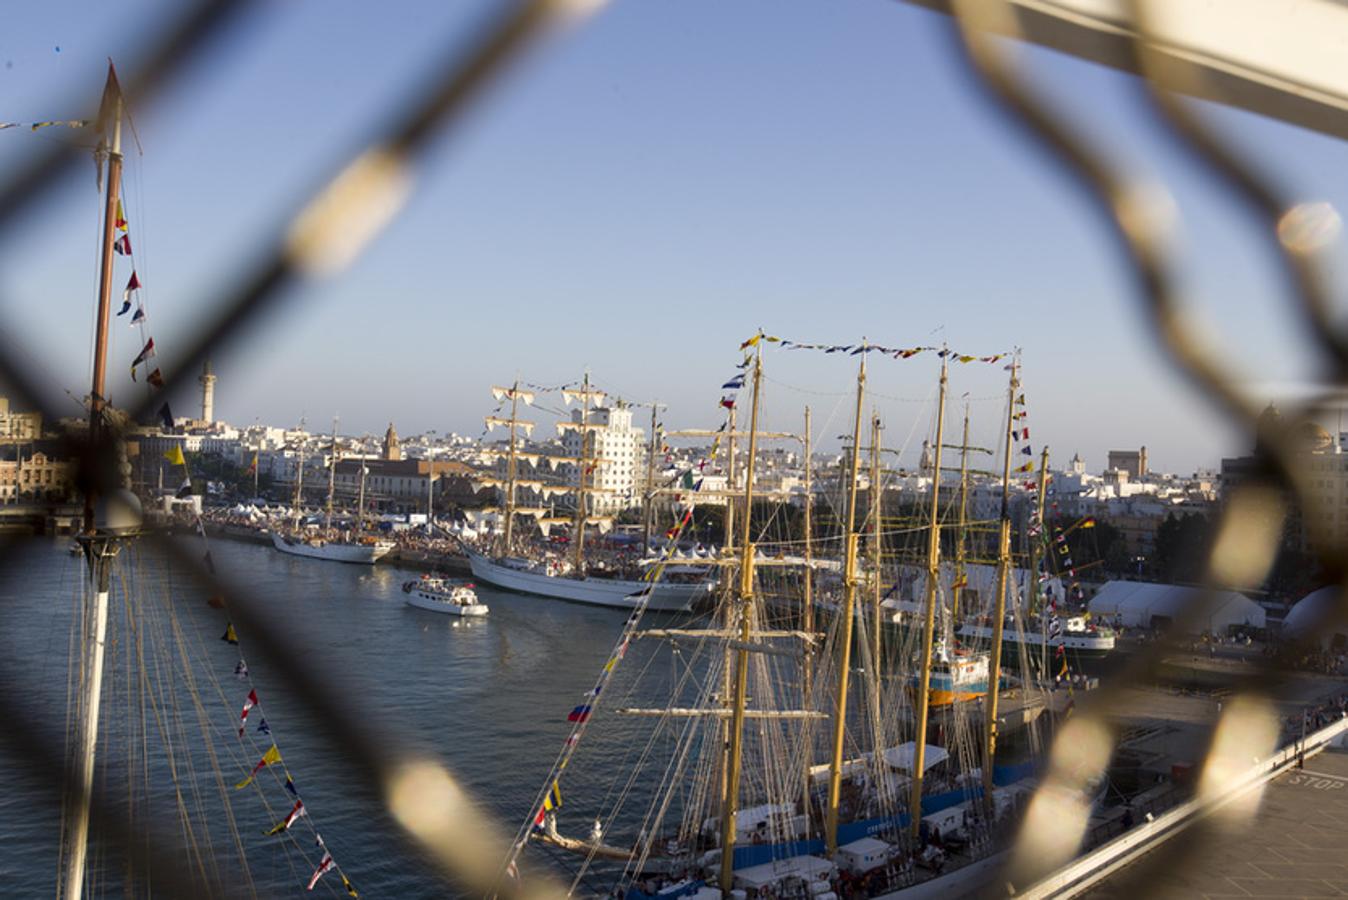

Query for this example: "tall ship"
[495,337,1075,899]
[270,418,394,564]
[464,377,712,611]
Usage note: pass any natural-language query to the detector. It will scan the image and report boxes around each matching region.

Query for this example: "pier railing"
[1,1,1348,897]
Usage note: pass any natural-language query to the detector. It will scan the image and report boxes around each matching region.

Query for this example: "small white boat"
[403,577,489,617]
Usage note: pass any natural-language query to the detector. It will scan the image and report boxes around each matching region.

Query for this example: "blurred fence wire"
[1,0,1346,896]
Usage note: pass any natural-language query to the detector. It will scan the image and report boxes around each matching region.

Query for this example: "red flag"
[239,689,258,737]
[112,234,131,255]
[123,270,141,299]
[307,853,334,890]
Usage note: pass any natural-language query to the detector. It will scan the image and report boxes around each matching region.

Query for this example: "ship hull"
[405,590,488,617]
[270,531,393,564]
[465,549,707,612]
[956,623,1115,659]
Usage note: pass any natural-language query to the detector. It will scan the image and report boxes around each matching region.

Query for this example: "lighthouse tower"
[199,360,217,424]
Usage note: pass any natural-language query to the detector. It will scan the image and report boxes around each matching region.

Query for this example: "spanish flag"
[247,453,259,476]
[235,745,282,789]
[164,444,187,467]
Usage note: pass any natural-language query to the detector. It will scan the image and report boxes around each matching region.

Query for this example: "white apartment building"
[561,403,643,515]
[0,397,42,442]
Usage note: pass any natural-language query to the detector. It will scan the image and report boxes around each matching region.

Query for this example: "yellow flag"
[164,445,186,467]
[235,745,282,789]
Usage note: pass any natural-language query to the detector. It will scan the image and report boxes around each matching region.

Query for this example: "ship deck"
[1084,745,1348,899]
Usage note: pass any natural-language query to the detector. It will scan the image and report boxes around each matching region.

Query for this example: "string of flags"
[738,330,1009,364]
[0,119,90,131]
[110,193,166,386]
[177,430,355,894]
[502,386,724,885]
[218,620,360,896]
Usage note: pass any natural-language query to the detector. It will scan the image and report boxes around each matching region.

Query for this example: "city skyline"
[3,1,1348,475]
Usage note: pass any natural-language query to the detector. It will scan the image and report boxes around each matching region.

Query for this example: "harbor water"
[0,536,676,897]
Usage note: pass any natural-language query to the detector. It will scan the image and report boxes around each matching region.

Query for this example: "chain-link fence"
[2,1,1346,897]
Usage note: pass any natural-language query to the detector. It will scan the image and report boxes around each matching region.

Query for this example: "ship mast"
[718,341,764,893]
[499,382,520,554]
[291,419,306,531]
[800,406,814,815]
[357,460,368,531]
[1027,446,1050,616]
[570,373,599,576]
[868,411,883,670]
[953,403,971,621]
[909,352,950,836]
[640,402,664,555]
[982,359,1020,813]
[825,347,867,856]
[324,416,338,532]
[64,62,125,900]
[722,404,737,555]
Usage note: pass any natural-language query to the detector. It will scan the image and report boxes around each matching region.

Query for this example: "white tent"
[734,856,835,891]
[1282,587,1348,649]
[1088,581,1265,633]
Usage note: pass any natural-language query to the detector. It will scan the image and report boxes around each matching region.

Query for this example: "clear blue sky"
[2,0,1346,473]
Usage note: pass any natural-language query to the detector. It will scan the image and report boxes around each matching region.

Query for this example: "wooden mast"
[356,459,367,531]
[324,416,338,531]
[571,373,594,576]
[718,340,764,893]
[953,403,971,621]
[502,382,521,556]
[722,404,737,555]
[1027,446,1050,615]
[825,347,867,856]
[982,358,1020,812]
[909,352,950,836]
[800,406,814,817]
[641,402,663,554]
[868,411,883,670]
[65,62,124,900]
[291,420,305,530]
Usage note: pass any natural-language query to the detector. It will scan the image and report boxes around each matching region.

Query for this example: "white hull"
[957,622,1115,656]
[270,531,393,564]
[405,590,488,617]
[465,549,709,611]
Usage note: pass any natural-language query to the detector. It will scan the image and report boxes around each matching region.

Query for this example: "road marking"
[1283,769,1347,790]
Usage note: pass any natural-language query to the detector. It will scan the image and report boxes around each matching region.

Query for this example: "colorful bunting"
[221,624,238,644]
[235,745,281,789]
[238,688,258,737]
[307,853,334,891]
[265,800,307,836]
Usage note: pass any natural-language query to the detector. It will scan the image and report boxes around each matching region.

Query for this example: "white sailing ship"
[270,418,395,565]
[465,378,712,611]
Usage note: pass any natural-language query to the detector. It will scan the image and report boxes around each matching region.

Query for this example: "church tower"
[383,423,401,461]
